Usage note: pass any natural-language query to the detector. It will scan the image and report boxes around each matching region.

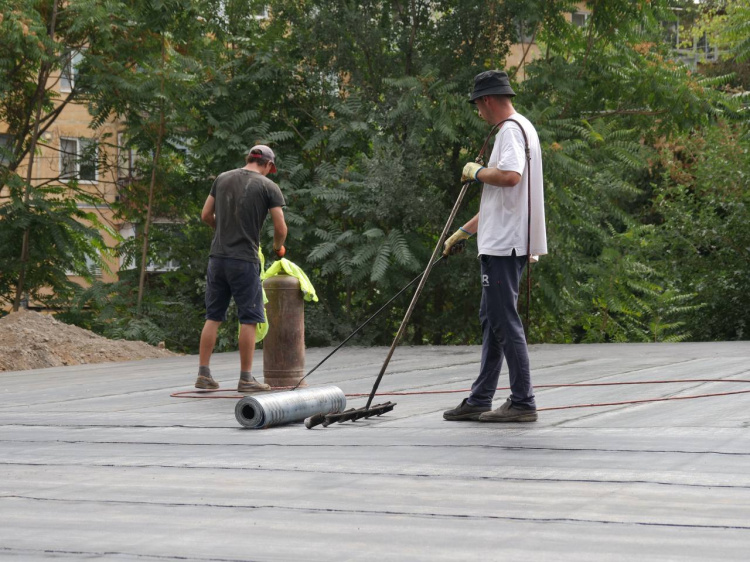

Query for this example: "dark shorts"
[205,257,265,324]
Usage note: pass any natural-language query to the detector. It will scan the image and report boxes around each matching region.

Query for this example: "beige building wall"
[506,42,543,81]
[506,4,590,81]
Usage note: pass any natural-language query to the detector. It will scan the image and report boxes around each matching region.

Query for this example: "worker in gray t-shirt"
[194,145,288,393]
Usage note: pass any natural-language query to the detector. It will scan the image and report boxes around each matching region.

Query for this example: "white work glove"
[443,227,473,256]
[461,162,486,183]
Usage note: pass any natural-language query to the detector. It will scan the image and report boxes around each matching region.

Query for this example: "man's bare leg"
[238,323,257,372]
[200,320,222,366]
[196,320,222,389]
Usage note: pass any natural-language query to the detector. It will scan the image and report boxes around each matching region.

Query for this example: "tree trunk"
[136,37,167,314]
[13,0,59,311]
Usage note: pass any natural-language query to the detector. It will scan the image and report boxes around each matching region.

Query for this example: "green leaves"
[653,122,750,340]
[512,0,748,343]
[308,227,417,283]
[4,0,746,349]
[0,180,109,307]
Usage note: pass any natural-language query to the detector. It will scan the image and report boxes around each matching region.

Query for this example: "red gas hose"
[170,378,750,412]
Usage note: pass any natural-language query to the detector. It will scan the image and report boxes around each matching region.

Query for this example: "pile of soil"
[0,309,177,372]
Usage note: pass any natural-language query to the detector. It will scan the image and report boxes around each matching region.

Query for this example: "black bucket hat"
[468,70,516,103]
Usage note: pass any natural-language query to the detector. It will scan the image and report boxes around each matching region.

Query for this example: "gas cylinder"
[262,273,306,388]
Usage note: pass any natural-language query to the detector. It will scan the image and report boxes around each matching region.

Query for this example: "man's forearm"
[476,167,521,187]
[201,195,216,229]
[273,229,287,251]
[268,207,287,252]
[462,214,479,235]
[202,215,216,229]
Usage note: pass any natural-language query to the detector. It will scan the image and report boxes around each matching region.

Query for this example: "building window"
[572,12,589,27]
[60,137,98,182]
[60,51,83,92]
[515,19,536,44]
[60,138,77,178]
[117,133,136,179]
[85,252,103,277]
[0,134,12,166]
[65,250,102,278]
[662,20,680,49]
[147,257,180,272]
[119,222,180,272]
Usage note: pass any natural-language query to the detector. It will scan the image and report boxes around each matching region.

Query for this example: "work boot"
[195,375,219,390]
[237,375,271,393]
[443,398,491,421]
[478,398,538,423]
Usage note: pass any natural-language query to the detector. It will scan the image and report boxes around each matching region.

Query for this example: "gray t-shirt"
[209,169,285,263]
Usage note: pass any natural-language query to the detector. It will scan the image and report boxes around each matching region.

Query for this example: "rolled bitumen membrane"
[235,385,346,429]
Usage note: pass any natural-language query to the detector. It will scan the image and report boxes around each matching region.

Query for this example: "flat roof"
[1,342,749,560]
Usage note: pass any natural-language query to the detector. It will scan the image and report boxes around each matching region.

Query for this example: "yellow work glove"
[461,162,486,183]
[443,227,473,256]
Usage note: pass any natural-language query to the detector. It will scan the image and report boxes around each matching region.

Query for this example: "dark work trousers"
[468,253,536,409]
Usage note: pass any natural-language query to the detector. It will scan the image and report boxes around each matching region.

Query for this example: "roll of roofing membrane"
[234,385,346,429]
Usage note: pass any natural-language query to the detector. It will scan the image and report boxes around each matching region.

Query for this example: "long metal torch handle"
[364,180,473,410]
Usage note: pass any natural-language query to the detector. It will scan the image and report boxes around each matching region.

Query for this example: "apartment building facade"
[0,52,138,307]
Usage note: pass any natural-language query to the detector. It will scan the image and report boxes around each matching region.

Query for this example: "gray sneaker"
[195,375,219,390]
[478,399,538,423]
[443,398,491,421]
[237,377,271,393]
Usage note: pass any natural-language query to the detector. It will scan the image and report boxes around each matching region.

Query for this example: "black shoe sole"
[443,411,488,421]
[478,413,538,423]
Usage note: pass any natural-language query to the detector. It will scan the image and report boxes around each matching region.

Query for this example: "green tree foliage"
[686,0,750,63]
[84,0,209,312]
[0,177,111,307]
[218,0,527,345]
[515,0,743,343]
[62,0,259,350]
[654,122,750,339]
[0,0,120,309]
[10,0,748,351]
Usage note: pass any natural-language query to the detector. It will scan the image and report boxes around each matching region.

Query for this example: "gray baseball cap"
[246,144,277,173]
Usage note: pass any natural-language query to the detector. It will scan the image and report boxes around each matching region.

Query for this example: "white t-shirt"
[477,113,547,258]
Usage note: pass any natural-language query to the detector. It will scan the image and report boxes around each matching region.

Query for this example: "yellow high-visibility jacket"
[252,247,318,343]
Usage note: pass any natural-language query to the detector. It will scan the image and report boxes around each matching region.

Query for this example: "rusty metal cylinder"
[262,273,306,388]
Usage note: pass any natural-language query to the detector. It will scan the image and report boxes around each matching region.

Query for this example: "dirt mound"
[0,310,177,372]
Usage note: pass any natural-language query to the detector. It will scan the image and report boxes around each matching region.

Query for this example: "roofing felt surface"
[1,342,749,561]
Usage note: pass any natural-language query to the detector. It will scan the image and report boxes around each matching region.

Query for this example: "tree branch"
[510,23,539,80]
[584,108,668,119]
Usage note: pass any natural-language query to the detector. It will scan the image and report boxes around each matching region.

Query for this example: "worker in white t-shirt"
[443,70,547,423]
